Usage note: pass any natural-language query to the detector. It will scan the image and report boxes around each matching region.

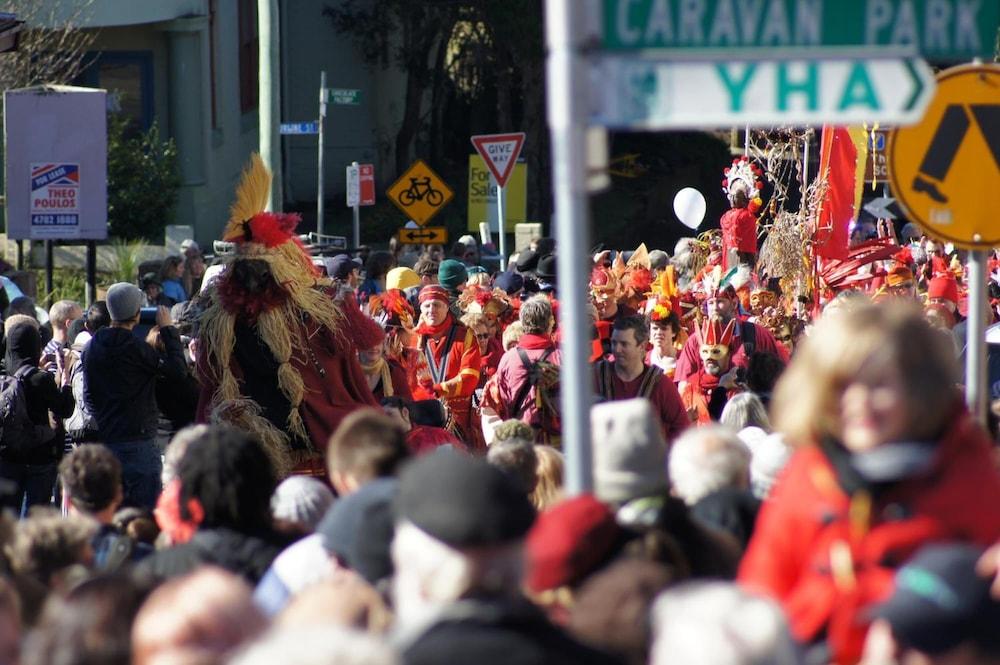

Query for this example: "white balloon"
[673,187,706,230]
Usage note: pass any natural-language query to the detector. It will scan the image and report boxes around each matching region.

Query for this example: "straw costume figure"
[196,154,383,476]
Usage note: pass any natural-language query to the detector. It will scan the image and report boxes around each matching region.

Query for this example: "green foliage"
[107,115,181,241]
[106,238,148,285]
[33,268,87,307]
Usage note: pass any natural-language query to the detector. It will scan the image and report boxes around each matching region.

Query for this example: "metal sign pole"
[317,71,327,236]
[966,249,988,426]
[352,160,361,249]
[496,182,507,271]
[545,0,593,495]
[85,241,96,307]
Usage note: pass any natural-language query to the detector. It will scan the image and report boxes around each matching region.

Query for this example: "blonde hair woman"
[738,303,1000,664]
[529,445,564,511]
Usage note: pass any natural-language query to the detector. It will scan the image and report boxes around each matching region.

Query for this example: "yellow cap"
[386,267,420,291]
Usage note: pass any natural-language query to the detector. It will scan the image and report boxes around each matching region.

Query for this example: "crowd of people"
[0,153,996,665]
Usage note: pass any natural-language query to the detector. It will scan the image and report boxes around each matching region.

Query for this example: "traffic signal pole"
[545,0,594,494]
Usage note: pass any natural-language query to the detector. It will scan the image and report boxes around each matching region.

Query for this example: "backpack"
[510,349,562,439]
[0,365,53,457]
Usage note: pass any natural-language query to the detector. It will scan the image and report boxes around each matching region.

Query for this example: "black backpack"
[0,366,53,457]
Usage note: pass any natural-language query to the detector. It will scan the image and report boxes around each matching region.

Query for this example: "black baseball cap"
[872,543,1000,655]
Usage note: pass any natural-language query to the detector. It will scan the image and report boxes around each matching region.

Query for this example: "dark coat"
[82,325,187,444]
[1,323,74,463]
[139,527,288,585]
[404,597,623,665]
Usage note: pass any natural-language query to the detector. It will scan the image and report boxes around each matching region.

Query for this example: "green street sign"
[591,56,936,128]
[601,0,1000,61]
[329,88,361,105]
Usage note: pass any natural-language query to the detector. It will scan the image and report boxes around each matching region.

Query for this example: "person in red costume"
[363,288,417,401]
[719,183,757,267]
[719,156,763,268]
[409,285,481,445]
[674,283,788,387]
[738,304,1000,665]
[680,316,742,424]
[196,154,383,478]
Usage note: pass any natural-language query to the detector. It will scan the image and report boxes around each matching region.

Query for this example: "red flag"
[814,126,867,260]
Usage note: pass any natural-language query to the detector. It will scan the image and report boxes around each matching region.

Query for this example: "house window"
[75,51,154,132]
[238,0,258,113]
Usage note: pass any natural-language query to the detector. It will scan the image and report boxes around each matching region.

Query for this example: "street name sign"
[600,0,1000,61]
[397,226,448,245]
[888,64,1000,249]
[329,88,361,105]
[470,133,526,187]
[386,160,454,226]
[280,121,319,135]
[591,56,936,128]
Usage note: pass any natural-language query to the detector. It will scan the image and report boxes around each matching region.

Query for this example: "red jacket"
[720,206,757,255]
[738,413,1000,664]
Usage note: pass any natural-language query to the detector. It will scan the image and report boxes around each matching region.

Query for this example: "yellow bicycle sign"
[386,160,454,226]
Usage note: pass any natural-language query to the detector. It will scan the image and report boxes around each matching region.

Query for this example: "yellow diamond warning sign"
[386,160,454,226]
[888,64,1000,249]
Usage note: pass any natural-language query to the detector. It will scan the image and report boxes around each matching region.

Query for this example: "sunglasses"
[476,333,492,340]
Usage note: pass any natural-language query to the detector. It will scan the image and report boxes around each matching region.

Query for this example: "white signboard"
[591,56,936,129]
[4,86,108,240]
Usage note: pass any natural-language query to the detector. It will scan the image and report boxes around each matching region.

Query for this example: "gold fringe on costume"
[209,398,293,476]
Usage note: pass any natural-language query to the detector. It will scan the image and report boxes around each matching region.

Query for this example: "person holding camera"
[0,315,75,516]
[82,283,187,509]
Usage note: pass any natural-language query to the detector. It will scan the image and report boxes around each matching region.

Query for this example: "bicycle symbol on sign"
[399,177,444,207]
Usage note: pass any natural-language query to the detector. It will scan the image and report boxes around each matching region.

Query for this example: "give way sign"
[471,132,525,188]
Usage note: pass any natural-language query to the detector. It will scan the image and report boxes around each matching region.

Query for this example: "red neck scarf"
[415,314,453,337]
[518,333,554,350]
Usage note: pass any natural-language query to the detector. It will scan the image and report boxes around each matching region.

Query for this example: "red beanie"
[927,275,959,304]
[418,284,450,304]
[525,494,624,593]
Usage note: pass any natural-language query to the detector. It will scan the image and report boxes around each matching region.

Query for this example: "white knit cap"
[745,432,793,499]
[270,476,335,531]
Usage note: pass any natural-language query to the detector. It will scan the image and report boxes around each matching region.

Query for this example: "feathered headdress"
[369,289,415,330]
[722,155,764,214]
[458,287,511,319]
[223,154,303,248]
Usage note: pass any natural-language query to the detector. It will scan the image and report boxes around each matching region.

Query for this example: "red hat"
[418,284,450,304]
[525,495,624,593]
[701,317,737,347]
[927,275,959,305]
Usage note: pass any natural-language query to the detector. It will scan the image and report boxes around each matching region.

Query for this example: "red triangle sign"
[470,132,525,188]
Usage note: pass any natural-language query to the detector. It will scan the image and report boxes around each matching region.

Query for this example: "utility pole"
[259,0,282,212]
[545,0,594,494]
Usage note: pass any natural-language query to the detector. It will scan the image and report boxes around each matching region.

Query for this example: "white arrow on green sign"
[591,56,936,128]
[329,88,361,105]
[601,0,999,61]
